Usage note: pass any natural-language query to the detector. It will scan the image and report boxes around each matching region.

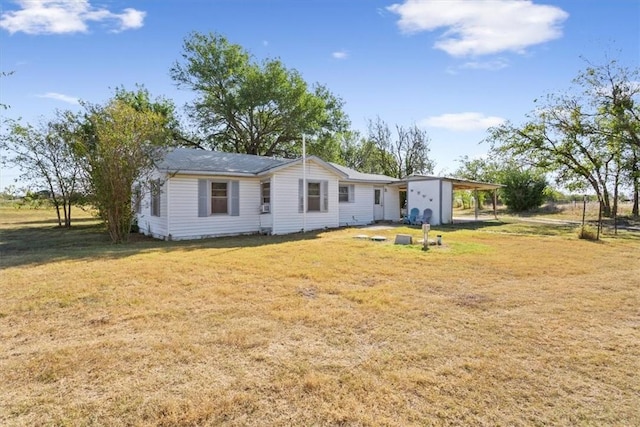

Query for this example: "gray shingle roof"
[329,163,400,183]
[157,148,292,175]
[157,148,398,183]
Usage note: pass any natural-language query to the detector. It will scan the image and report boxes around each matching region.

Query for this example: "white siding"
[407,179,442,225]
[383,185,401,221]
[338,183,374,226]
[165,175,261,240]
[271,161,340,235]
[441,180,453,224]
[137,172,168,239]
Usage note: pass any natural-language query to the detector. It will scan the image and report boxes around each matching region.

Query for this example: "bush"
[577,225,598,240]
[500,168,547,212]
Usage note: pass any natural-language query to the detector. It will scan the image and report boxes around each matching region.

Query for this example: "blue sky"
[1,0,639,188]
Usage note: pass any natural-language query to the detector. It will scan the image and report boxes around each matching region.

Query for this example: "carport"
[447,178,503,221]
[396,175,503,225]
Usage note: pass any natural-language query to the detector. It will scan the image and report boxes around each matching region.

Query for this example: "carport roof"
[404,175,503,190]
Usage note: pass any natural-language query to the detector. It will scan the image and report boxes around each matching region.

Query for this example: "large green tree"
[579,59,640,216]
[170,32,349,158]
[487,59,639,217]
[74,89,175,243]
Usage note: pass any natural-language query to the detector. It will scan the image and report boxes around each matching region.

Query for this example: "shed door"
[373,187,384,221]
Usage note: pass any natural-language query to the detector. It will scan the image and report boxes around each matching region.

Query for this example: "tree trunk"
[65,200,72,228]
[597,199,603,240]
[601,185,612,217]
[633,179,639,217]
[51,196,63,227]
[613,172,619,235]
[633,156,639,217]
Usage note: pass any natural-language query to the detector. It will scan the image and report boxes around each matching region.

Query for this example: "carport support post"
[474,189,479,221]
[493,189,498,219]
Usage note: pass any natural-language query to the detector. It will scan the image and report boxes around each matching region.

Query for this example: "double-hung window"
[211,182,228,214]
[338,184,355,203]
[308,182,321,211]
[198,179,240,217]
[298,179,328,212]
[150,181,161,217]
[261,181,270,205]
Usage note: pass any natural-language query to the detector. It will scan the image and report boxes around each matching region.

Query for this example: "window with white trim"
[261,181,270,205]
[299,179,328,212]
[198,179,240,217]
[338,184,355,203]
[211,182,228,214]
[150,181,161,217]
[308,182,321,211]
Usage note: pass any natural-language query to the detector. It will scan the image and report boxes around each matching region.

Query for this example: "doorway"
[373,187,384,221]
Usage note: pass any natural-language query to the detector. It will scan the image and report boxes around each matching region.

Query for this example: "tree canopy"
[170,32,349,158]
[366,117,435,179]
[500,167,548,212]
[487,58,640,217]
[73,88,175,243]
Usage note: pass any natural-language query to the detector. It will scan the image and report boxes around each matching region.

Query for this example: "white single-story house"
[135,148,502,240]
[136,148,401,240]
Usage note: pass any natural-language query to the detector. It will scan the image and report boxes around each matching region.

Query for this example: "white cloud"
[0,0,146,35]
[420,112,505,131]
[332,50,349,60]
[37,92,79,105]
[114,8,145,32]
[387,0,568,57]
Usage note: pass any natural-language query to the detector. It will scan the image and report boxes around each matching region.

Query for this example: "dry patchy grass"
[1,207,639,426]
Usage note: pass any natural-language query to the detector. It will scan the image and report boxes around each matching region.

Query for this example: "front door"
[373,187,384,221]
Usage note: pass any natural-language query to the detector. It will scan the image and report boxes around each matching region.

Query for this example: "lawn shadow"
[0,223,326,269]
[3,217,99,227]
[443,219,507,231]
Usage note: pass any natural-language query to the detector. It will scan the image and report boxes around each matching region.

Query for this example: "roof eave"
[339,178,400,184]
[256,156,349,178]
[160,168,258,178]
